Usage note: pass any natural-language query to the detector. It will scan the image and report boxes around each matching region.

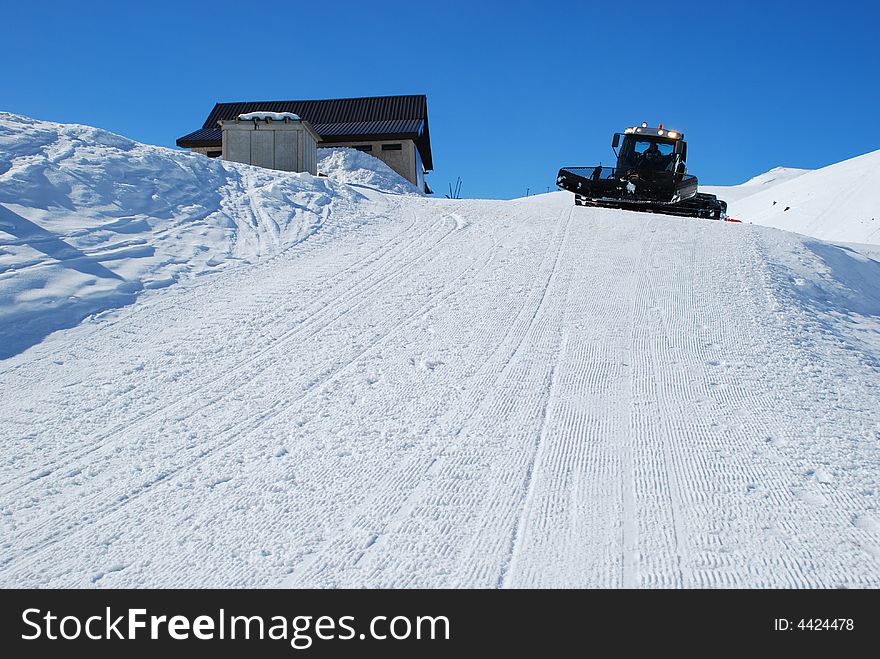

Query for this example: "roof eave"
[176,138,221,148]
[318,132,420,143]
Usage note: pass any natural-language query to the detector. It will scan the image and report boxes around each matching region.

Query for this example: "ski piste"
[2,113,879,588]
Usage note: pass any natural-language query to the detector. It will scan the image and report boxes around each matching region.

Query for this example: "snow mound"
[704,151,880,244]
[318,147,422,196]
[0,112,370,359]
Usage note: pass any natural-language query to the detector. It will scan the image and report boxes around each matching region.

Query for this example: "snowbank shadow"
[777,239,880,362]
[0,204,142,359]
[804,241,880,317]
[0,204,123,281]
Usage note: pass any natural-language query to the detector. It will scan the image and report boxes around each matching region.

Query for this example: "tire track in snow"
[0,170,368,376]
[0,207,457,498]
[683,228,880,587]
[283,204,574,588]
[629,217,689,587]
[447,207,573,588]
[622,218,879,588]
[0,196,418,444]
[498,209,647,587]
[4,193,879,587]
[1,205,453,510]
[280,202,569,587]
[498,356,559,588]
[0,210,503,576]
[5,211,474,524]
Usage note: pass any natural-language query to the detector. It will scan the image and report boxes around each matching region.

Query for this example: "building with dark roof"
[177,94,433,193]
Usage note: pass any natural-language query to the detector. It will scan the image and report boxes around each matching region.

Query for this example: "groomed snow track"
[1,189,879,588]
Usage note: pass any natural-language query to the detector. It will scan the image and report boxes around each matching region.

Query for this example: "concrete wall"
[190,146,222,157]
[220,119,320,174]
[414,146,425,192]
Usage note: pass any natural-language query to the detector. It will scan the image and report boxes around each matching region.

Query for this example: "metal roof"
[176,127,222,147]
[315,118,424,138]
[177,95,433,169]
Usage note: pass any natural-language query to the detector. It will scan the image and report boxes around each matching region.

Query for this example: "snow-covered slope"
[0,113,398,358]
[318,147,422,196]
[702,166,810,203]
[741,166,811,188]
[1,115,879,588]
[705,151,880,244]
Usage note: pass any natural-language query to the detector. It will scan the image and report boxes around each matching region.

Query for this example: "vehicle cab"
[613,123,687,174]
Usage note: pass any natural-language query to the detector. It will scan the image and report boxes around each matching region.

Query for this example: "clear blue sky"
[3,0,878,199]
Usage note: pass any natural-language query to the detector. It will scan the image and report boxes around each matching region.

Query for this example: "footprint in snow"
[852,514,880,534]
[806,468,834,485]
[410,356,443,371]
[792,487,828,506]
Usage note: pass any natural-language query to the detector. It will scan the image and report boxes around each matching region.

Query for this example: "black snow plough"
[557,123,728,219]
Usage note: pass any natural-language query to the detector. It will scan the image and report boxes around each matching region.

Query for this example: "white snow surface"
[703,151,880,244]
[702,166,810,203]
[741,166,811,188]
[2,115,880,588]
[0,114,410,358]
[237,111,301,121]
[318,147,422,196]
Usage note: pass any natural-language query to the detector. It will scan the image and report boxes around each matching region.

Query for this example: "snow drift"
[704,150,880,244]
[318,147,422,196]
[0,113,409,358]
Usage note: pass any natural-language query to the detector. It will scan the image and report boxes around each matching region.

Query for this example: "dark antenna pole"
[445,177,462,199]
